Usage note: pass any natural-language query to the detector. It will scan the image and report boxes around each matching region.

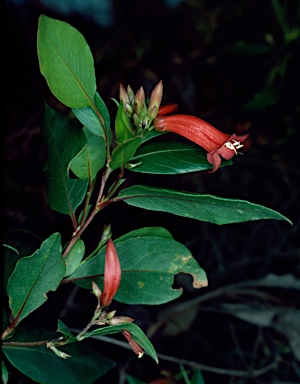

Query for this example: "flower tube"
[154,112,248,172]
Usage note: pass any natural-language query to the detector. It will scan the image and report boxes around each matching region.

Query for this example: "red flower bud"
[122,330,144,358]
[100,239,121,307]
[157,103,178,116]
[154,113,248,173]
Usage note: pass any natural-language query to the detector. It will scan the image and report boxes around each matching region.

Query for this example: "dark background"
[4,0,300,383]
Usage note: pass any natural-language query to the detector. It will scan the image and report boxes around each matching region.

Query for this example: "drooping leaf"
[7,233,65,326]
[3,327,115,384]
[70,127,106,181]
[37,15,96,108]
[67,236,208,305]
[84,322,158,363]
[128,141,231,174]
[72,92,112,142]
[110,136,143,170]
[64,239,85,277]
[43,104,88,214]
[118,185,293,225]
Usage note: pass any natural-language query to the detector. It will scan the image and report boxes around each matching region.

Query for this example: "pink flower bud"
[100,239,121,307]
[92,281,102,300]
[134,86,145,115]
[119,83,129,105]
[108,316,135,325]
[148,80,163,120]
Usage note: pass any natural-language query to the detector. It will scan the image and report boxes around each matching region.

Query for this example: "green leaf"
[115,227,174,243]
[70,127,106,181]
[225,40,273,55]
[191,369,206,384]
[126,375,146,384]
[37,15,96,108]
[72,92,112,142]
[3,327,115,384]
[115,102,135,143]
[129,141,231,174]
[118,185,293,225]
[67,237,208,305]
[7,233,65,326]
[142,129,166,143]
[43,104,88,214]
[64,239,85,277]
[1,361,8,384]
[243,85,280,111]
[110,136,143,170]
[84,322,158,363]
[57,320,78,343]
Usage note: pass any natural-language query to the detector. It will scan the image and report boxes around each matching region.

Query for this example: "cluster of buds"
[119,79,163,132]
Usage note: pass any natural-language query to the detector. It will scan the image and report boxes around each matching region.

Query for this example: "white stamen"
[224,140,243,154]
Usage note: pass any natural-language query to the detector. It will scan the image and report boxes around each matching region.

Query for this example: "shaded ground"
[4,1,300,383]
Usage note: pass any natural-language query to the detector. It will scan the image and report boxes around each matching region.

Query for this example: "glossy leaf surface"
[7,233,65,326]
[110,136,143,170]
[118,185,293,225]
[129,141,231,174]
[64,239,85,277]
[43,105,88,214]
[70,127,106,181]
[85,322,158,363]
[37,15,96,108]
[67,236,208,304]
[3,327,115,384]
[72,92,112,141]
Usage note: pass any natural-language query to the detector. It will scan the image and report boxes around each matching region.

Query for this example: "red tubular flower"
[100,239,121,307]
[154,112,249,172]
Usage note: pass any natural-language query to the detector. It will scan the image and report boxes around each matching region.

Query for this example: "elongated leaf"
[7,233,65,326]
[70,127,106,180]
[129,141,231,174]
[64,239,85,277]
[115,227,174,243]
[67,237,207,305]
[3,327,115,384]
[72,92,112,142]
[43,104,88,214]
[37,15,96,108]
[118,185,292,225]
[110,136,143,170]
[84,322,158,363]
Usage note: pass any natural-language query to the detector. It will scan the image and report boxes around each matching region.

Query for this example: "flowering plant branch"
[2,14,292,384]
